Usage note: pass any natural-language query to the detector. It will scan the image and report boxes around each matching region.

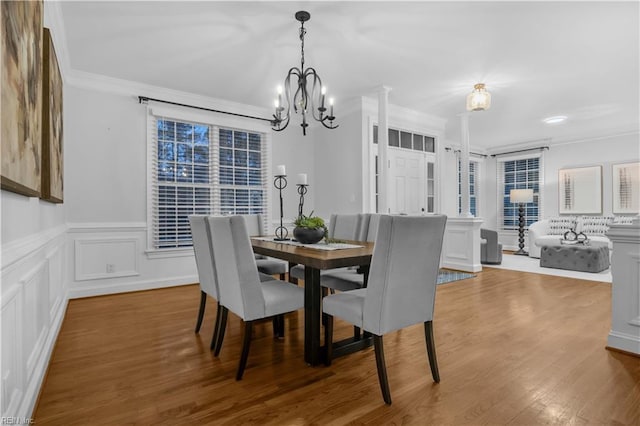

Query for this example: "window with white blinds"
[497,154,544,231]
[148,115,269,250]
[458,159,478,216]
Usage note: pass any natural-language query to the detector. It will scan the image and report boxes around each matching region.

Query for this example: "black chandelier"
[272,11,338,135]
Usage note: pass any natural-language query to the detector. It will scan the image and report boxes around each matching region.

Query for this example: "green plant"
[294,212,329,241]
[294,211,326,229]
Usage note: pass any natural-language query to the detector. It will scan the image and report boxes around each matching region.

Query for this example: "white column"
[606,219,640,355]
[377,86,391,214]
[459,113,472,217]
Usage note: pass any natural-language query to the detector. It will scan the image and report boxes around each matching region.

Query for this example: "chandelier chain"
[299,23,306,70]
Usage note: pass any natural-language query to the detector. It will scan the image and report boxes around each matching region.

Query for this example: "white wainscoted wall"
[1,196,67,419]
[0,3,69,418]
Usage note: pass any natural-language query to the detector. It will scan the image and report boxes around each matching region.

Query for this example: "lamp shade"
[510,189,534,203]
[466,83,491,111]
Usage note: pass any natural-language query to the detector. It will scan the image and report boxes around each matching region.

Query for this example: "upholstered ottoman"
[540,244,610,273]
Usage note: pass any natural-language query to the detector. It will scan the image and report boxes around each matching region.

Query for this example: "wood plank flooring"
[34,268,640,425]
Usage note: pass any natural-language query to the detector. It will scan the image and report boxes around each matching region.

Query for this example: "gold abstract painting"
[42,27,63,203]
[1,1,43,197]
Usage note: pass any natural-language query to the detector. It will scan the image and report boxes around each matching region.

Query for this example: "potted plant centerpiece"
[293,212,327,244]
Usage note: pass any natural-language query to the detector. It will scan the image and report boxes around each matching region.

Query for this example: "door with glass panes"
[373,125,436,214]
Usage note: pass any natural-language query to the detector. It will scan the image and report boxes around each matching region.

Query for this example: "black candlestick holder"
[274,175,289,241]
[296,184,308,218]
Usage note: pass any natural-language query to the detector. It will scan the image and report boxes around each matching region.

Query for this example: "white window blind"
[496,153,544,231]
[457,158,478,216]
[148,114,270,251]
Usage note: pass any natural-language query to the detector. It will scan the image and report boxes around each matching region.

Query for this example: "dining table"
[251,237,375,366]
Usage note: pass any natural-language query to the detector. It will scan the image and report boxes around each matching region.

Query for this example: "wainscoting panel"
[441,217,484,273]
[67,223,197,299]
[74,237,139,281]
[1,225,67,420]
[1,292,23,417]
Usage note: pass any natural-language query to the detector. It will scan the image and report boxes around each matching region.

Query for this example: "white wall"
[313,101,364,219]
[541,133,639,217]
[270,127,316,229]
[1,4,68,419]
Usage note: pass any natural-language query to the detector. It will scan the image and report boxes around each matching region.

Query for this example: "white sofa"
[528,216,636,258]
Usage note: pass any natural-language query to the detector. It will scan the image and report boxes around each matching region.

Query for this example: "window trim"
[145,103,272,255]
[496,152,544,232]
[458,158,481,217]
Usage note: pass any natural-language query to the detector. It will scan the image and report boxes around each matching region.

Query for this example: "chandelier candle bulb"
[297,173,307,185]
[321,87,326,109]
[276,165,286,176]
[329,97,334,117]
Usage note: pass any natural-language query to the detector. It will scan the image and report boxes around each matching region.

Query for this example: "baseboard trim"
[441,260,482,273]
[606,331,640,357]
[68,275,198,299]
[605,345,640,359]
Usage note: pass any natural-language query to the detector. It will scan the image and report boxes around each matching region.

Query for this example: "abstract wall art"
[612,162,639,214]
[1,0,43,197]
[41,27,63,203]
[558,165,602,215]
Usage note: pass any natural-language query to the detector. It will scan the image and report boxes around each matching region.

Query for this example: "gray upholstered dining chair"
[320,213,383,292]
[242,214,288,280]
[189,215,223,350]
[189,215,280,352]
[323,214,447,405]
[480,228,503,265]
[206,215,304,380]
[289,213,364,288]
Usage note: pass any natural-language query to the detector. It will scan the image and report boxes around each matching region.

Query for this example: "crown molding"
[361,96,447,133]
[485,128,639,156]
[65,69,273,119]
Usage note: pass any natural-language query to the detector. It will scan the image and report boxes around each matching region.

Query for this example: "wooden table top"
[251,238,374,270]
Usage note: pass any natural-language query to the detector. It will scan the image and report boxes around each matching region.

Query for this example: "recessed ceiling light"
[543,115,567,124]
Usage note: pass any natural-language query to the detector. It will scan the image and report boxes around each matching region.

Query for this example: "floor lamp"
[510,189,534,256]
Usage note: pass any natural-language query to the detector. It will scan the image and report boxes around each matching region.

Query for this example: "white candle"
[297,173,307,185]
[277,86,283,109]
[329,97,334,116]
[276,164,286,176]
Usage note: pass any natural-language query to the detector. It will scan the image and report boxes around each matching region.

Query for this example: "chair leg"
[272,315,285,338]
[278,314,285,338]
[279,273,286,281]
[214,306,228,357]
[195,290,207,333]
[210,301,222,350]
[236,321,253,380]
[324,314,333,366]
[424,321,440,383]
[373,335,392,405]
[353,326,361,340]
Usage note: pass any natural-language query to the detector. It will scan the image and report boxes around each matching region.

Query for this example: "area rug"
[485,254,612,283]
[437,269,475,285]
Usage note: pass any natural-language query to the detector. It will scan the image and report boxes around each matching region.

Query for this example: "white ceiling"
[59,1,639,149]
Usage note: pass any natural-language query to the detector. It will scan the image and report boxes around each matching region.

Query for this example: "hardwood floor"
[34,268,640,425]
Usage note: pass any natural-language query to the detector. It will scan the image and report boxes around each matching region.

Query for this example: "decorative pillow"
[548,216,577,235]
[578,216,613,235]
[613,216,637,225]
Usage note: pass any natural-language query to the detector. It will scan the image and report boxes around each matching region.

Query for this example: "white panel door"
[388,148,426,215]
